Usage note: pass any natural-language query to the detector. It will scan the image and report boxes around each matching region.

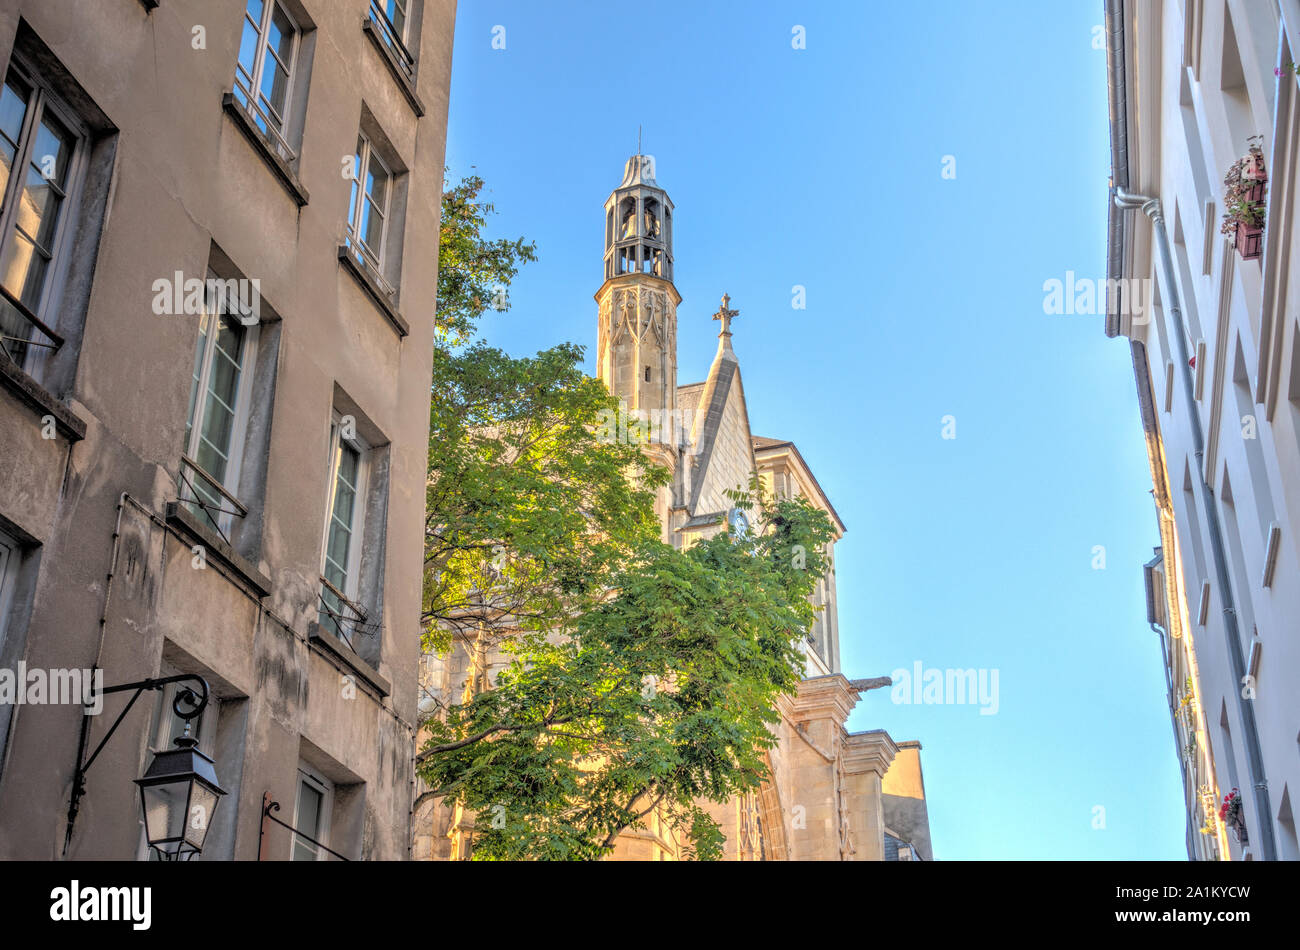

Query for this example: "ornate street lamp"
[66,673,226,860]
[135,725,226,860]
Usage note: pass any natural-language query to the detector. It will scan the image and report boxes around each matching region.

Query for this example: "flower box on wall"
[1221,138,1268,261]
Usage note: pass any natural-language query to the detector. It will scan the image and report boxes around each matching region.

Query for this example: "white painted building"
[1106,0,1300,859]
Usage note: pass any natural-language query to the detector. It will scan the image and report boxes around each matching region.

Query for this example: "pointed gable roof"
[680,334,758,516]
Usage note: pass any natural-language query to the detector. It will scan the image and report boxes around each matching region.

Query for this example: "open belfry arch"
[415,153,933,861]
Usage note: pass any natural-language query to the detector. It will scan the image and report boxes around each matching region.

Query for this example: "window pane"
[17,166,63,251]
[337,442,360,490]
[0,76,29,144]
[183,313,211,449]
[0,78,29,198]
[364,153,388,203]
[194,317,245,483]
[245,0,266,29]
[361,197,384,256]
[258,60,289,122]
[319,583,344,639]
[267,4,295,63]
[323,441,361,593]
[292,779,323,861]
[385,0,407,37]
[236,19,261,92]
[0,229,48,308]
[0,293,32,367]
[32,111,74,189]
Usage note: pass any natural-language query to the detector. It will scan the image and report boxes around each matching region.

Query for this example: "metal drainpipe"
[1115,187,1277,860]
[1150,620,1194,855]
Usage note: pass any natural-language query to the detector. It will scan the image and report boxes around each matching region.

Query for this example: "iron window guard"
[259,795,351,861]
[0,284,64,366]
[176,456,249,548]
[317,576,381,650]
[367,2,416,77]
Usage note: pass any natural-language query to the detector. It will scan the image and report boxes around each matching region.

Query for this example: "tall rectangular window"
[234,0,301,160]
[319,416,369,645]
[0,60,84,372]
[345,132,392,287]
[181,278,260,537]
[292,766,332,861]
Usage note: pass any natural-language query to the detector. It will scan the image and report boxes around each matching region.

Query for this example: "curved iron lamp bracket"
[63,672,212,856]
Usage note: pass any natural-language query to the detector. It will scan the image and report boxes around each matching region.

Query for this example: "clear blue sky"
[443,0,1185,859]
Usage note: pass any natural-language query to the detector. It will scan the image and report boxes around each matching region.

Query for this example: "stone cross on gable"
[712,293,739,335]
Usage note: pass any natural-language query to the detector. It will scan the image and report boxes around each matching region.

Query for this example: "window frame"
[318,411,370,636]
[291,764,333,861]
[346,132,393,279]
[0,55,90,376]
[180,273,261,537]
[0,530,18,648]
[233,0,302,161]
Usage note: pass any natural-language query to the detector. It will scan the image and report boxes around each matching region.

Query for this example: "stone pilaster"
[841,729,899,861]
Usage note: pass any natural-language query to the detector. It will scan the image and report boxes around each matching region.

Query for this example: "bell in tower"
[604,154,673,281]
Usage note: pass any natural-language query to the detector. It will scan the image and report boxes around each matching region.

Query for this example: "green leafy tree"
[421,340,667,651]
[419,478,835,859]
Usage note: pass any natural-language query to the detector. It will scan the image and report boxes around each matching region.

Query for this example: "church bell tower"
[595,154,681,426]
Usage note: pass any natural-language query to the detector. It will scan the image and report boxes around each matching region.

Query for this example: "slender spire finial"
[638,124,642,155]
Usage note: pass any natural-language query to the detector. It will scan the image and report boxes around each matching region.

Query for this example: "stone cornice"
[786,673,860,726]
[593,273,682,308]
[842,729,899,777]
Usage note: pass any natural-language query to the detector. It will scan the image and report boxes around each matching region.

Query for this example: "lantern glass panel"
[185,783,220,850]
[140,779,190,853]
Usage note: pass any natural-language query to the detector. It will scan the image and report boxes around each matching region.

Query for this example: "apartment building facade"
[1106,0,1300,859]
[0,0,454,859]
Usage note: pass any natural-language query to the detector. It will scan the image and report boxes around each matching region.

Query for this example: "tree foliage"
[419,481,835,860]
[435,172,536,345]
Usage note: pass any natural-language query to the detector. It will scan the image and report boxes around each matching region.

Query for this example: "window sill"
[221,93,310,208]
[164,501,272,598]
[338,245,409,338]
[361,18,425,117]
[307,620,391,698]
[0,350,86,442]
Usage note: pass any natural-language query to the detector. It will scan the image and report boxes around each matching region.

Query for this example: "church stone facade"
[416,155,933,861]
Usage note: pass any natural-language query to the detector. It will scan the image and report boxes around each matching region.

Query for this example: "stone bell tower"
[594,153,683,540]
[595,153,681,424]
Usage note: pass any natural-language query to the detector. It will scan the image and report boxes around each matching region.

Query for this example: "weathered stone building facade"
[0,0,454,860]
[416,154,933,861]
